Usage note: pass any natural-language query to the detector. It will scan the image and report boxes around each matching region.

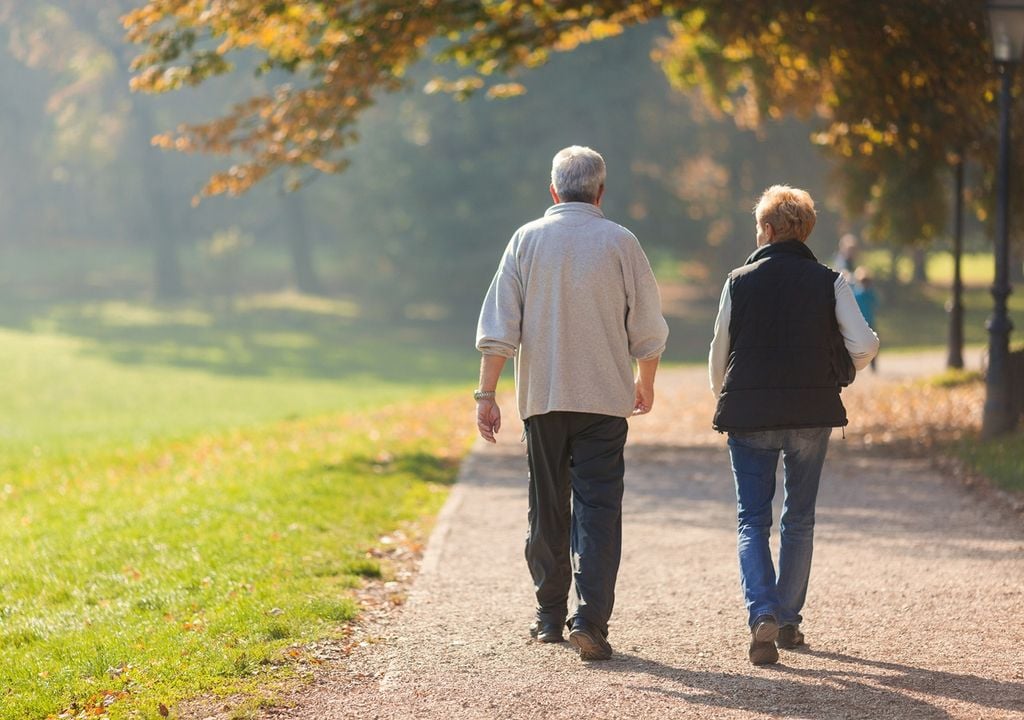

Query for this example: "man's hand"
[476,398,502,442]
[633,380,655,415]
[633,356,660,415]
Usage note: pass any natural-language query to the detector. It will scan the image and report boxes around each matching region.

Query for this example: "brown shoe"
[529,620,564,644]
[568,619,612,661]
[776,624,805,649]
[749,615,779,666]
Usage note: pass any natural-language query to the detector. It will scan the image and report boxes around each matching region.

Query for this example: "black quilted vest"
[712,239,849,432]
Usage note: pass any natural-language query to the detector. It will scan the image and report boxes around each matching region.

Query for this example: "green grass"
[2,404,466,720]
[927,368,985,388]
[1,294,476,460]
[960,433,1024,494]
[860,249,996,286]
[830,250,1023,351]
[0,299,476,719]
[864,281,1024,350]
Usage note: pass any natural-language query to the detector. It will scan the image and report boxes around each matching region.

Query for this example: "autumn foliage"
[120,2,1004,190]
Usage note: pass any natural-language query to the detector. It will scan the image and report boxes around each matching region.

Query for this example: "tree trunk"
[132,101,184,300]
[282,192,324,295]
[912,246,928,283]
[1011,243,1024,285]
[889,248,902,283]
[947,159,965,370]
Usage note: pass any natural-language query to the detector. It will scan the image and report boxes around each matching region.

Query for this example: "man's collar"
[544,202,605,218]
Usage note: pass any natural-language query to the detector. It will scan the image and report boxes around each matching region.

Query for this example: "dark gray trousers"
[524,411,628,636]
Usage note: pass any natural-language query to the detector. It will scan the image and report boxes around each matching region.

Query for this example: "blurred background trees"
[0,0,1018,338]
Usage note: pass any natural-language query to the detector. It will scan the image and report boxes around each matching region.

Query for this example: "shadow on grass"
[8,275,1013,385]
[326,452,463,487]
[0,287,721,383]
[0,293,479,385]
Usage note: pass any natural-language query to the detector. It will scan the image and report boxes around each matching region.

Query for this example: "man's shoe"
[528,620,564,643]
[776,624,805,650]
[568,618,612,661]
[749,615,779,666]
[749,639,779,665]
[751,614,779,643]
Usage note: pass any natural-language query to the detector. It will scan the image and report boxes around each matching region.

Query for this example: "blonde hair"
[754,185,817,243]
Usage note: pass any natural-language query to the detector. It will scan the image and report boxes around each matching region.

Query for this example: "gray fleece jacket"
[476,202,669,420]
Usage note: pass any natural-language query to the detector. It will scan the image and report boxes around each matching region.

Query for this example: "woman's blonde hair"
[754,185,817,242]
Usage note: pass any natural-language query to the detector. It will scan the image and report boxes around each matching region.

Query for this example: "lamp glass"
[988,1,1024,62]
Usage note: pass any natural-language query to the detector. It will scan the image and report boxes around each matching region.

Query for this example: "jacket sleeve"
[708,279,731,395]
[476,235,523,358]
[834,274,880,370]
[623,234,669,360]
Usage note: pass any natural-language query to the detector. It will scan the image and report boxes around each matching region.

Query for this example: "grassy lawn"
[867,282,1024,351]
[0,298,476,720]
[3,242,1020,718]
[860,249,996,286]
[917,370,1024,496]
[961,433,1024,494]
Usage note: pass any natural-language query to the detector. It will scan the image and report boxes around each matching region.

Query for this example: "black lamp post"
[982,1,1024,438]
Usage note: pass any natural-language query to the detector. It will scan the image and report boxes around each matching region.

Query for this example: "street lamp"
[982,1,1024,437]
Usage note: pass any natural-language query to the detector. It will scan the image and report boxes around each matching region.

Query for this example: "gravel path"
[263,353,1023,720]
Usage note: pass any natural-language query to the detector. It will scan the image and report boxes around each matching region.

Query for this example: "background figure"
[853,266,879,372]
[475,145,669,662]
[709,185,879,666]
[834,233,859,273]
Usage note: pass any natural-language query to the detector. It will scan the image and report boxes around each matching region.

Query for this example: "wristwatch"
[473,390,496,401]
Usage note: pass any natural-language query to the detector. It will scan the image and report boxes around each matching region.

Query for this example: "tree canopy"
[118,0,1022,250]
[653,1,1014,244]
[123,0,667,196]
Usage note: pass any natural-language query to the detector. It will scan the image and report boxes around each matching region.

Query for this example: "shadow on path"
[588,646,1024,719]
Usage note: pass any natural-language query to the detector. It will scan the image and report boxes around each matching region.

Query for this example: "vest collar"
[744,239,818,265]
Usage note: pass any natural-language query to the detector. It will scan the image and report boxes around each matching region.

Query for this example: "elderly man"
[709,185,879,666]
[475,146,668,661]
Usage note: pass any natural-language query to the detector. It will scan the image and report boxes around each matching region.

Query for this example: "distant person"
[853,266,879,372]
[709,185,879,666]
[475,146,669,661]
[834,233,859,273]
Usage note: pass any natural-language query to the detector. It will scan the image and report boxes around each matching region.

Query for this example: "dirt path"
[261,351,1023,720]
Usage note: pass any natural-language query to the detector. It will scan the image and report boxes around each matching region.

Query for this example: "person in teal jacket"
[853,266,879,372]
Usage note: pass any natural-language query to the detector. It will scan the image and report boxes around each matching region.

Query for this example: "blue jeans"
[728,427,831,628]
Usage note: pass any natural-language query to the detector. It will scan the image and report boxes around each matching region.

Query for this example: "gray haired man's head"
[550,145,606,204]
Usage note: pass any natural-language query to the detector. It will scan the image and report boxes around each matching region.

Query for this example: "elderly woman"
[709,185,879,666]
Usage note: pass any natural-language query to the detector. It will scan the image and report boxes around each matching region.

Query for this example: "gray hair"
[550,145,606,203]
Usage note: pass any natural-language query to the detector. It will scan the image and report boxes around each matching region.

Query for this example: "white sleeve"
[708,279,731,395]
[624,235,670,360]
[475,236,523,358]
[834,274,880,370]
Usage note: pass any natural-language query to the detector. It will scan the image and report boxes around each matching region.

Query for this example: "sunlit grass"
[2,401,472,720]
[0,296,478,464]
[860,249,996,286]
[927,368,985,388]
[0,313,476,719]
[960,432,1024,494]
[868,282,1024,351]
